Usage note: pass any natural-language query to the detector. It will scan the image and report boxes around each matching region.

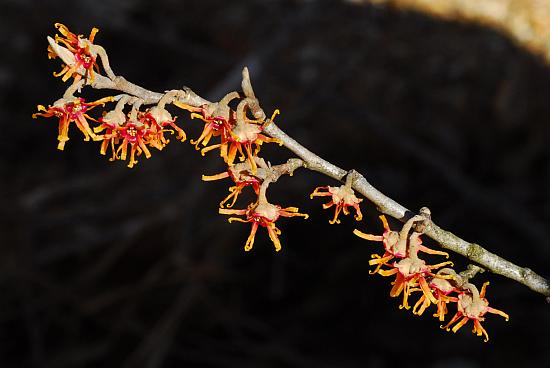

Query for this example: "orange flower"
[354,215,402,274]
[202,161,262,208]
[354,216,449,274]
[378,255,453,310]
[49,23,100,82]
[411,276,457,320]
[442,282,509,342]
[183,103,281,173]
[221,110,281,173]
[94,105,186,168]
[368,224,453,310]
[95,113,153,168]
[94,110,124,161]
[117,121,151,168]
[33,96,113,150]
[175,93,235,156]
[219,200,308,252]
[310,185,363,224]
[188,109,232,152]
[141,106,186,150]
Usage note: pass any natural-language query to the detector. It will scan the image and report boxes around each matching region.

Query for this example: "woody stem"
[69,65,550,300]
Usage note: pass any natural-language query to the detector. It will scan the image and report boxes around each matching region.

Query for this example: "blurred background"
[1,0,549,367]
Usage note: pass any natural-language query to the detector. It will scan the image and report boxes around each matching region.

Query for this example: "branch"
[46,36,550,300]
[264,122,550,299]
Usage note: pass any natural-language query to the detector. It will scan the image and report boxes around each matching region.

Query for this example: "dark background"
[1,0,549,367]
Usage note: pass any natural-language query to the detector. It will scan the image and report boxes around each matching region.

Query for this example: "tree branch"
[60,58,550,300]
[264,122,550,299]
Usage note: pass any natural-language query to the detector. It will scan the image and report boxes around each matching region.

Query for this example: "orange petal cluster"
[179,99,281,174]
[219,201,308,252]
[441,282,509,342]
[310,185,363,224]
[354,216,508,341]
[34,95,186,168]
[202,161,262,208]
[177,93,307,252]
[32,96,113,150]
[49,23,100,82]
[94,106,185,168]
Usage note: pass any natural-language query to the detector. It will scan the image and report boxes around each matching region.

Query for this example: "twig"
[264,121,550,299]
[45,41,550,299]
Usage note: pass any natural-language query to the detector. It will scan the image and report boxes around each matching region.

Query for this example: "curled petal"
[473,320,490,342]
[486,307,509,321]
[353,229,383,242]
[266,224,282,252]
[244,222,259,251]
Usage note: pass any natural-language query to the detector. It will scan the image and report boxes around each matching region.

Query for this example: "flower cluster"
[176,70,308,252]
[37,24,307,251]
[354,215,508,341]
[34,25,189,168]
[94,105,185,168]
[33,95,187,168]
[176,93,282,174]
[205,157,308,252]
[48,23,100,83]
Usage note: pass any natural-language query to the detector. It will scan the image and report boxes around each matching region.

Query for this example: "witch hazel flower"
[94,101,141,166]
[141,105,186,149]
[354,214,449,275]
[95,110,152,168]
[380,235,454,310]
[105,117,153,169]
[310,182,363,224]
[47,23,101,83]
[33,18,517,341]
[354,215,403,274]
[93,95,188,168]
[219,198,308,252]
[355,209,509,341]
[411,275,457,320]
[218,161,308,252]
[94,109,125,161]
[33,96,113,150]
[202,159,266,208]
[186,97,281,174]
[175,92,238,153]
[175,78,281,173]
[221,101,282,174]
[217,65,282,174]
[442,282,509,342]
[354,211,453,309]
